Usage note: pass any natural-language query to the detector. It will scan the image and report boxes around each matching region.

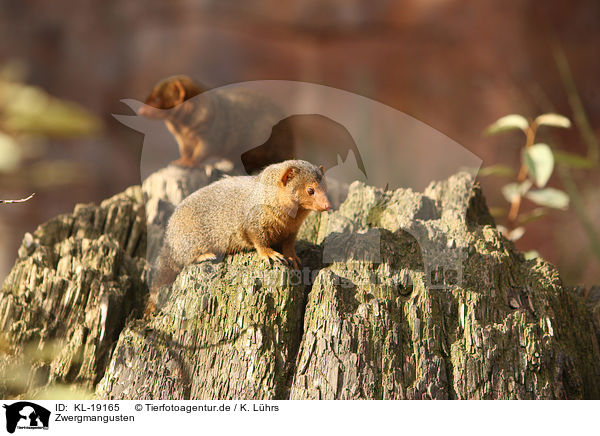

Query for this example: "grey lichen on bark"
[0,187,148,398]
[2,164,600,400]
[97,255,306,399]
[291,176,600,399]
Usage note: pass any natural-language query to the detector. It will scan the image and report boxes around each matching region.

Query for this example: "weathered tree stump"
[2,165,599,399]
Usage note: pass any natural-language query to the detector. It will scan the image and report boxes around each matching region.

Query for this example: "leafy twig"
[483,113,571,242]
[508,122,538,222]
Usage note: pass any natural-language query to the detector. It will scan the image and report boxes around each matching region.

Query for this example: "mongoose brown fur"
[138,75,293,172]
[152,160,331,290]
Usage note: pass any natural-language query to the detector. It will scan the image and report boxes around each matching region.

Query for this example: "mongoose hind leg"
[194,252,218,263]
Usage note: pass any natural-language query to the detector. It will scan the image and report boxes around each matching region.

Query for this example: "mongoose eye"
[306,187,315,196]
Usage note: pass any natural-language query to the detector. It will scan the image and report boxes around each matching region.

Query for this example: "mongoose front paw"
[259,249,291,267]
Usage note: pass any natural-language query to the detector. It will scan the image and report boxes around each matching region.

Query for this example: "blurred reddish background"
[0,0,598,284]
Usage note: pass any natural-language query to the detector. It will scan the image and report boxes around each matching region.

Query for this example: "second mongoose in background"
[138,76,369,177]
[138,75,293,171]
[152,160,331,288]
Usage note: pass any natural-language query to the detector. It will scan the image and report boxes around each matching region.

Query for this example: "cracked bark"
[2,164,600,399]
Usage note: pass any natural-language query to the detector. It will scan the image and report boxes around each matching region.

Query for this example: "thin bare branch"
[0,193,35,205]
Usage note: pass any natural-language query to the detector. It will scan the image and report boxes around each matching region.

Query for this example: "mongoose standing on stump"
[152,160,331,289]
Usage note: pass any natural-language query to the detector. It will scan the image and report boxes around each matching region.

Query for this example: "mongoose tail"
[151,244,181,289]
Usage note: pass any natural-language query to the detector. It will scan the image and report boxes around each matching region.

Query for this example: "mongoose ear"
[143,90,164,110]
[280,166,296,186]
[319,165,325,175]
[172,79,187,105]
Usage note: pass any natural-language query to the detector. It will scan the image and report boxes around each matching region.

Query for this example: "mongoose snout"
[311,189,332,212]
[139,75,205,118]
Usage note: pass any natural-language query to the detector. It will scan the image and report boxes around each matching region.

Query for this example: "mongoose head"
[139,75,207,119]
[277,160,332,212]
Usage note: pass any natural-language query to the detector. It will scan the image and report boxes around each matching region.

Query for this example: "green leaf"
[507,227,525,241]
[0,131,22,172]
[489,207,507,218]
[484,114,529,135]
[523,143,554,187]
[517,207,549,225]
[0,82,101,137]
[525,188,569,210]
[478,165,516,178]
[554,151,595,169]
[524,250,540,260]
[502,180,532,203]
[535,113,571,129]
